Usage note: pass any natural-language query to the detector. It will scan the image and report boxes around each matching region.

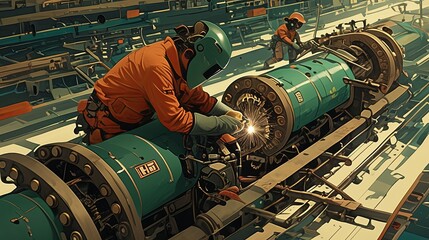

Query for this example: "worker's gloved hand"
[300,41,312,50]
[292,42,301,50]
[226,110,243,121]
[190,112,243,136]
[226,110,245,132]
[208,100,233,116]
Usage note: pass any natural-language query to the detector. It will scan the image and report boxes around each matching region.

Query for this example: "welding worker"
[75,21,243,144]
[263,12,306,69]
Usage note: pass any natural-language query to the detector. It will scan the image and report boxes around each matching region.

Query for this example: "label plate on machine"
[135,160,160,178]
[295,91,304,103]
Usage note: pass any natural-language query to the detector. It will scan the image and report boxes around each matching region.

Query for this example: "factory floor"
[1,1,429,239]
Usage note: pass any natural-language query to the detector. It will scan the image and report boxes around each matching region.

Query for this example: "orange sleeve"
[185,86,217,114]
[144,65,194,134]
[277,25,293,45]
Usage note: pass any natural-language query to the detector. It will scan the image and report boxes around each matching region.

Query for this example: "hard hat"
[186,21,232,89]
[283,12,306,29]
[288,12,306,24]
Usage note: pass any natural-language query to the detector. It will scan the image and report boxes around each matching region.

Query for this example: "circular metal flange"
[222,75,294,156]
[365,28,403,80]
[35,143,145,239]
[0,153,102,240]
[323,32,398,93]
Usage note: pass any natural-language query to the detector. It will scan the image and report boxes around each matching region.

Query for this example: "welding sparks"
[232,92,273,155]
[247,125,255,134]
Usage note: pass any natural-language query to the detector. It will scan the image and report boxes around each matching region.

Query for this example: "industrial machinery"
[0,18,428,240]
[0,0,398,113]
[222,19,404,166]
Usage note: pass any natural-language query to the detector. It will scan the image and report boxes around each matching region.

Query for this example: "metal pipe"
[313,0,322,40]
[420,0,423,28]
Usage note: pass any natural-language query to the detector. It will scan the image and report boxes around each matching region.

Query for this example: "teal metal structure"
[264,54,353,131]
[0,16,427,240]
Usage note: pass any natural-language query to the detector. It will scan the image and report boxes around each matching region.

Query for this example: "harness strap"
[88,91,143,131]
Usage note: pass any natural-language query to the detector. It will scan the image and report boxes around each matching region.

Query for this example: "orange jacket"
[275,24,297,45]
[93,36,217,134]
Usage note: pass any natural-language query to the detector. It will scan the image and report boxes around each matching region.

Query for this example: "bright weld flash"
[247,125,255,134]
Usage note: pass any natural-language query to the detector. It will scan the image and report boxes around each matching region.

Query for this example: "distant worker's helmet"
[284,12,306,29]
[186,21,232,89]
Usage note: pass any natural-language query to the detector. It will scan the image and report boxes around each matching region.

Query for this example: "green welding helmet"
[186,21,232,89]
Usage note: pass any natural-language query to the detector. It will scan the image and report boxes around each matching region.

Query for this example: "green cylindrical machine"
[222,53,354,156]
[0,190,62,239]
[222,27,403,156]
[0,25,406,240]
[86,121,197,216]
[0,119,193,239]
[0,152,106,240]
[265,54,353,131]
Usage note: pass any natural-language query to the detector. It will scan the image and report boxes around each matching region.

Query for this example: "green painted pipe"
[87,120,198,216]
[0,190,62,240]
[264,53,353,131]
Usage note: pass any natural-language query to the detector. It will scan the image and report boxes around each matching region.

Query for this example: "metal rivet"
[244,79,252,88]
[59,212,71,226]
[30,179,40,192]
[51,146,62,157]
[39,149,46,157]
[118,223,129,237]
[39,148,47,157]
[277,116,286,126]
[274,105,283,114]
[37,147,51,160]
[99,184,110,197]
[257,84,266,93]
[84,164,92,175]
[267,92,277,102]
[224,94,232,102]
[274,130,282,139]
[70,231,83,240]
[9,167,19,180]
[69,152,78,163]
[46,195,58,208]
[196,44,204,52]
[0,161,6,169]
[111,203,122,215]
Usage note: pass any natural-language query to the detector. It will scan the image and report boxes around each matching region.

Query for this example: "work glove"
[226,110,244,132]
[190,112,243,136]
[226,110,243,121]
[292,42,301,50]
[208,100,233,116]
